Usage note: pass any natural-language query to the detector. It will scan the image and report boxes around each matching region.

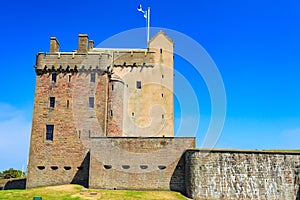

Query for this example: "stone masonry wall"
[88,137,195,194]
[185,149,300,200]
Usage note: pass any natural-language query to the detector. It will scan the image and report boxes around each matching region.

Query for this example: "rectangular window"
[110,110,113,117]
[89,97,94,108]
[136,81,141,89]
[90,73,95,83]
[49,97,55,108]
[68,75,71,83]
[66,100,69,108]
[46,125,54,141]
[52,74,57,83]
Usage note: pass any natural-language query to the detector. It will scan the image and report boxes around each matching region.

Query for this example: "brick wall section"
[107,79,124,136]
[185,149,300,200]
[88,137,195,192]
[27,52,107,188]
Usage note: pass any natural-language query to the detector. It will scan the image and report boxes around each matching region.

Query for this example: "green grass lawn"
[0,184,187,200]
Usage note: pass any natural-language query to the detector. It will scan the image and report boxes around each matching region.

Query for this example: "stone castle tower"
[26,31,195,191]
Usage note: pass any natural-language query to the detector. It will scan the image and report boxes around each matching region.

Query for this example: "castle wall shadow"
[71,152,90,188]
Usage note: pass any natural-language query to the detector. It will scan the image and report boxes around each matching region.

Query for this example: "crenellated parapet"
[35,50,156,75]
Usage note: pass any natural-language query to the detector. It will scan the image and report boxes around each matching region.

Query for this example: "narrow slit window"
[46,125,54,141]
[132,112,134,117]
[162,114,165,119]
[160,48,163,54]
[78,130,81,138]
[66,100,69,108]
[49,97,55,108]
[52,74,57,83]
[90,73,95,83]
[110,110,113,117]
[136,81,141,89]
[89,97,94,108]
[161,93,164,98]
[112,84,114,91]
[68,75,71,83]
[162,74,164,79]
[88,130,91,138]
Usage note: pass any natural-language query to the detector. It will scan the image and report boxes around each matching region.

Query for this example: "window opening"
[52,74,57,83]
[90,73,95,83]
[49,97,55,108]
[46,125,54,141]
[89,97,94,108]
[136,81,141,89]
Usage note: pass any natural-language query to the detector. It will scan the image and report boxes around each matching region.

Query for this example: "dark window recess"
[161,93,164,98]
[90,73,96,83]
[111,84,114,90]
[162,74,164,79]
[140,165,148,169]
[52,74,57,83]
[122,165,130,170]
[51,166,58,170]
[132,112,134,117]
[110,110,113,117]
[136,81,141,89]
[162,114,165,119]
[66,100,69,108]
[160,48,163,54]
[88,130,91,138]
[37,166,45,170]
[158,165,166,170]
[77,167,83,170]
[64,166,71,170]
[104,165,112,169]
[46,125,54,141]
[78,130,81,139]
[68,75,71,83]
[89,97,94,108]
[49,97,55,108]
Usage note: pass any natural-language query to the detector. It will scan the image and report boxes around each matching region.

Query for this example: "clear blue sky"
[0,0,299,171]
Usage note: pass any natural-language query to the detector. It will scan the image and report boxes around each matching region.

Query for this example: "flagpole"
[147,7,150,44]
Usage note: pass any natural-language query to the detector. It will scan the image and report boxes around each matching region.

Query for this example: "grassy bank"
[0,184,187,200]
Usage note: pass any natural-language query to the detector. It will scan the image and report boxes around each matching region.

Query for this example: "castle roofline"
[148,30,174,45]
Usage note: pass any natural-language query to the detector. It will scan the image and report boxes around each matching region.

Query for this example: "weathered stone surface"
[88,137,195,193]
[185,149,300,200]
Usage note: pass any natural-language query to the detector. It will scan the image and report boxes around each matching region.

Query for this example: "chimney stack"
[78,34,89,53]
[89,40,94,51]
[50,37,60,53]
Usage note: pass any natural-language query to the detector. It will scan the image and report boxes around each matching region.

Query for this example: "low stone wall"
[89,137,195,194]
[185,149,300,200]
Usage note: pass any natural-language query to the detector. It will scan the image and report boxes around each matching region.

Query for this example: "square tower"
[27,31,195,191]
